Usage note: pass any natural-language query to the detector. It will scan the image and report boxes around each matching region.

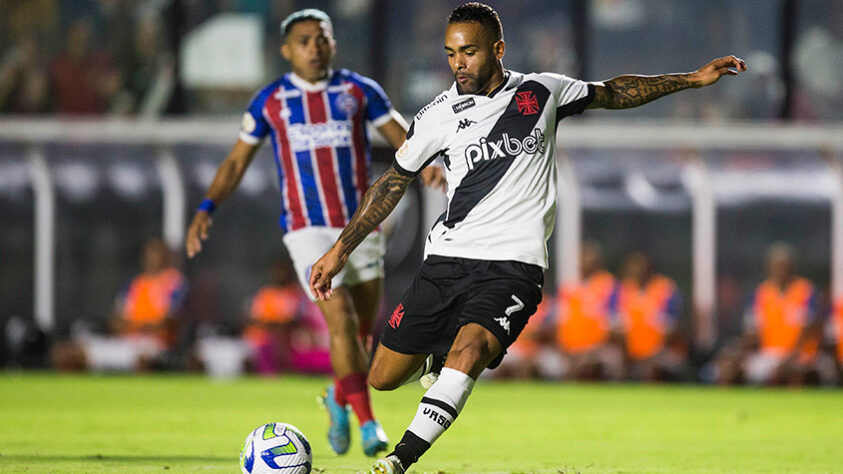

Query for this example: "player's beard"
[455,60,496,95]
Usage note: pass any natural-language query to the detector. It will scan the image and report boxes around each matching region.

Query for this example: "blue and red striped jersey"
[239,69,395,232]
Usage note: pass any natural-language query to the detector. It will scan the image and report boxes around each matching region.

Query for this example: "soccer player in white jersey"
[308,3,747,472]
[184,9,443,458]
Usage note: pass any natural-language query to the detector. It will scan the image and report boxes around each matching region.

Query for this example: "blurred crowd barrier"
[1,118,842,386]
[1,0,842,120]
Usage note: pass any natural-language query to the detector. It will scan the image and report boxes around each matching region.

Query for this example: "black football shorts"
[379,255,543,369]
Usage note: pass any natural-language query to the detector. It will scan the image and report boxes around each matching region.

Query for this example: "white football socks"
[392,368,476,468]
[406,367,474,444]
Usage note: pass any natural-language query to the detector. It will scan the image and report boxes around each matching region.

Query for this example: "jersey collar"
[288,69,334,92]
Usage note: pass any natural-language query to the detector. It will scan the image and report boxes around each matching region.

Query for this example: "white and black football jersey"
[394,71,596,268]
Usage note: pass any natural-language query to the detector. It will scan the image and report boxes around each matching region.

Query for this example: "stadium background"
[1,0,842,377]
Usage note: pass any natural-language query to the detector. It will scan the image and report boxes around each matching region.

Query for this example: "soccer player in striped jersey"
[308,3,745,472]
[185,9,443,457]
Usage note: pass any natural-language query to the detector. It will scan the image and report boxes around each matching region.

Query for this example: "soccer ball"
[240,423,312,474]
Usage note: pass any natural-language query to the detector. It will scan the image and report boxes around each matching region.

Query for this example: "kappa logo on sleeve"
[452,97,476,114]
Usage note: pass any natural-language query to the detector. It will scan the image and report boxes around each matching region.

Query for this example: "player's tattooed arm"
[336,165,413,256]
[589,55,747,110]
[590,74,691,109]
[310,164,413,300]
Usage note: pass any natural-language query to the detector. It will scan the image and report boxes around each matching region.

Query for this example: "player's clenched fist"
[185,211,212,258]
[308,246,347,301]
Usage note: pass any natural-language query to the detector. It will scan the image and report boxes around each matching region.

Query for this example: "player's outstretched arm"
[185,139,259,258]
[309,165,413,300]
[589,55,747,110]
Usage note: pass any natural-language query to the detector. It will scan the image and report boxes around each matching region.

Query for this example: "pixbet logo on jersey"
[464,128,546,170]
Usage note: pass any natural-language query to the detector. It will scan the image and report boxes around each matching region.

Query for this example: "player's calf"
[443,323,502,379]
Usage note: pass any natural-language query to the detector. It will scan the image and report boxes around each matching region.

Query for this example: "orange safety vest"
[617,275,677,361]
[250,285,302,324]
[556,271,616,354]
[244,285,305,345]
[752,278,818,359]
[123,268,184,330]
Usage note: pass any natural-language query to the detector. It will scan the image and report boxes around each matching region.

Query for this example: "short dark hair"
[280,8,332,38]
[448,2,503,42]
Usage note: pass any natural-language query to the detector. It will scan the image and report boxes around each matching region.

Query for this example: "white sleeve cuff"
[238,131,262,145]
[371,108,402,128]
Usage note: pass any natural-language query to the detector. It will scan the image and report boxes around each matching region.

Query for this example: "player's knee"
[367,369,401,391]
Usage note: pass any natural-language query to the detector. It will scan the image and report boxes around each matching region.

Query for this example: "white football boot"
[370,454,405,474]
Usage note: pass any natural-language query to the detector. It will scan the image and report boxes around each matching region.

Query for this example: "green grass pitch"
[0,373,840,473]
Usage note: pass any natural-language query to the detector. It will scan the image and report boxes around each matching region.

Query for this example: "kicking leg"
[373,323,500,473]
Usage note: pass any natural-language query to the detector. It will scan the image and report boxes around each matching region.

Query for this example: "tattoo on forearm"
[337,166,412,254]
[594,74,691,109]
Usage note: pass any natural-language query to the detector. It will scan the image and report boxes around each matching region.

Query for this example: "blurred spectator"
[613,251,686,381]
[120,11,176,116]
[0,35,50,113]
[714,243,833,385]
[497,1,577,74]
[242,258,331,375]
[49,18,121,114]
[387,2,453,113]
[555,241,623,381]
[733,50,784,120]
[90,0,135,97]
[111,238,187,346]
[793,0,843,121]
[51,238,187,371]
[587,0,780,121]
[0,0,59,45]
